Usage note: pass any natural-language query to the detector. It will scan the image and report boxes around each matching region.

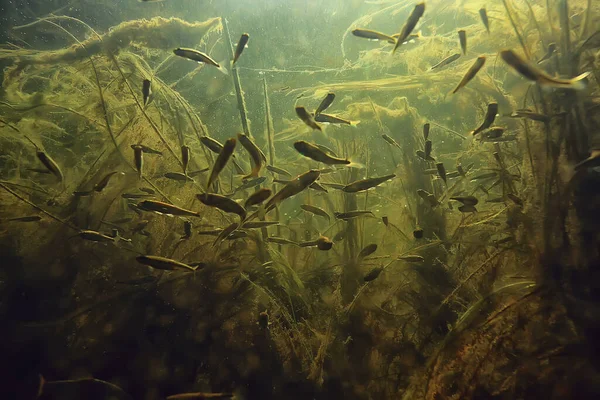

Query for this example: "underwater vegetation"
[1,0,600,399]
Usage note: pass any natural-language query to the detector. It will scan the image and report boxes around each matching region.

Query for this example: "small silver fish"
[137,200,201,217]
[436,162,447,184]
[352,29,396,44]
[294,141,350,165]
[181,145,191,174]
[300,204,330,221]
[295,106,322,131]
[233,33,249,65]
[500,49,589,90]
[364,266,383,282]
[343,174,395,193]
[334,210,375,220]
[264,169,321,211]
[266,165,292,177]
[244,188,271,208]
[382,134,401,148]
[471,103,498,135]
[458,30,467,55]
[197,193,247,220]
[450,196,478,206]
[398,255,424,263]
[358,244,378,261]
[315,92,336,115]
[314,113,353,125]
[452,56,486,94]
[430,53,461,70]
[173,47,227,74]
[164,172,194,182]
[142,79,152,106]
[2,215,42,223]
[94,171,122,192]
[207,138,236,191]
[392,2,425,54]
[238,133,263,178]
[136,255,198,272]
[132,145,143,179]
[479,8,490,33]
[537,43,557,64]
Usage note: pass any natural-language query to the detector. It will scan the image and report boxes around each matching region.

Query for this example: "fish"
[352,29,396,44]
[264,169,321,211]
[233,33,249,65]
[508,110,550,123]
[77,230,118,243]
[213,222,240,246]
[399,255,424,263]
[300,204,330,221]
[121,192,153,199]
[458,204,477,213]
[241,221,279,229]
[266,165,292,177]
[479,126,505,140]
[358,243,378,261]
[537,43,557,64]
[164,172,195,182]
[200,136,224,154]
[470,102,498,135]
[470,172,497,181]
[500,49,590,90]
[94,171,122,192]
[36,150,63,182]
[424,140,433,158]
[314,113,354,126]
[430,53,461,70]
[139,187,155,194]
[413,228,424,239]
[182,220,192,239]
[137,200,201,217]
[173,47,227,74]
[417,189,439,207]
[334,210,375,220]
[266,236,298,246]
[188,168,210,177]
[392,2,425,54]
[132,145,143,179]
[133,144,162,155]
[315,92,336,115]
[382,134,401,148]
[166,392,234,400]
[458,30,467,55]
[313,143,339,156]
[457,163,474,177]
[574,149,600,171]
[479,8,490,33]
[237,133,263,178]
[452,56,486,94]
[294,141,350,165]
[244,188,271,208]
[181,145,191,174]
[232,177,267,195]
[197,193,246,220]
[299,236,333,250]
[2,215,42,223]
[364,266,383,282]
[295,106,322,131]
[207,138,236,191]
[342,174,395,193]
[436,163,447,184]
[423,123,430,140]
[416,150,435,162]
[450,196,478,206]
[507,193,523,206]
[142,79,152,106]
[136,255,198,272]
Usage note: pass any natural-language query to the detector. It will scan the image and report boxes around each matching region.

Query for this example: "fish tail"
[217,61,230,75]
[568,71,591,90]
[345,161,365,169]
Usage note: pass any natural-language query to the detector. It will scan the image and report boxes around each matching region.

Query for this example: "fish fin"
[217,60,230,75]
[350,120,361,127]
[567,71,591,90]
[345,161,365,169]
